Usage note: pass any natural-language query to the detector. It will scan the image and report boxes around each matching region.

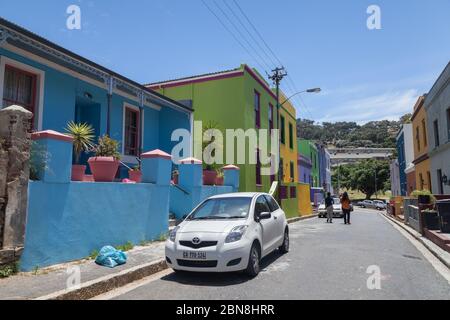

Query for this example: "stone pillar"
[141,149,172,185]
[31,130,74,183]
[0,105,33,266]
[223,165,240,192]
[178,157,203,189]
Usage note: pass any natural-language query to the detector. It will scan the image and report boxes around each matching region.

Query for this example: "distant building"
[396,123,415,196]
[329,148,394,167]
[317,144,332,193]
[424,61,450,195]
[298,139,320,187]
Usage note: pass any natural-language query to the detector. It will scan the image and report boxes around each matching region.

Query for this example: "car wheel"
[279,229,289,254]
[245,242,261,278]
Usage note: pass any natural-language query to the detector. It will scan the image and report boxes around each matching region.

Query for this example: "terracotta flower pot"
[71,165,86,181]
[88,157,119,182]
[129,170,142,183]
[215,176,224,186]
[203,170,217,186]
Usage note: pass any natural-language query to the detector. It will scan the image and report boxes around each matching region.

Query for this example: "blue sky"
[1,0,449,123]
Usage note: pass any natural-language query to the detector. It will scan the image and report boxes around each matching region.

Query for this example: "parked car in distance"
[373,200,387,210]
[357,199,386,210]
[318,197,343,218]
[165,193,289,277]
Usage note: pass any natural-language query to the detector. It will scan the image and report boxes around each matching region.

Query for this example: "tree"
[332,160,390,199]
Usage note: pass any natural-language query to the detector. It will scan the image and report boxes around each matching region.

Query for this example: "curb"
[382,213,450,269]
[287,214,318,224]
[36,214,318,300]
[35,259,168,300]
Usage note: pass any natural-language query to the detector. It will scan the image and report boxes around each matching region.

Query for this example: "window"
[422,119,427,147]
[280,158,284,180]
[437,169,444,195]
[290,161,294,181]
[434,120,440,148]
[419,173,424,190]
[256,149,262,185]
[3,65,37,124]
[264,195,280,212]
[289,123,294,149]
[268,103,274,131]
[280,116,285,144]
[290,186,297,199]
[416,126,421,152]
[427,171,432,193]
[124,107,140,156]
[254,91,260,129]
[254,196,271,218]
[447,108,450,141]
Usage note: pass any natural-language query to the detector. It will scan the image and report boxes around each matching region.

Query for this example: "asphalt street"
[98,209,450,300]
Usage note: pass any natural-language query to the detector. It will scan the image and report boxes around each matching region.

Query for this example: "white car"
[165,193,289,277]
[318,198,343,218]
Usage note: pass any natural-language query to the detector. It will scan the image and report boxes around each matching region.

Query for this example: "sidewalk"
[0,215,316,300]
[382,212,450,269]
[0,242,165,300]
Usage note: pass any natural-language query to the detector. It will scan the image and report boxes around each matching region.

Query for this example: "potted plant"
[215,169,224,186]
[202,121,222,185]
[65,121,95,181]
[172,170,179,185]
[422,208,440,230]
[411,189,435,205]
[129,165,142,183]
[88,135,121,182]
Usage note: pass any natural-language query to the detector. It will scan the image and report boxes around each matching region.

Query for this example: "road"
[96,209,450,300]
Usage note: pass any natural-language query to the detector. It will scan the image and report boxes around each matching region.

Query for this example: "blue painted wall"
[396,132,407,196]
[21,181,170,271]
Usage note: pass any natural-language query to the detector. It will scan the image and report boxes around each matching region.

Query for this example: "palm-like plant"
[65,121,95,164]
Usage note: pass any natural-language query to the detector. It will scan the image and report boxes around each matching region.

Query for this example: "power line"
[211,0,272,72]
[200,0,267,73]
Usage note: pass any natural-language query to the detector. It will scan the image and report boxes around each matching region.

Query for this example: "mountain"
[296,114,411,148]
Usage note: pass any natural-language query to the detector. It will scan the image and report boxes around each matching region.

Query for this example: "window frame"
[422,119,428,147]
[433,119,440,148]
[268,103,274,131]
[288,122,294,149]
[123,106,140,157]
[254,90,261,129]
[280,115,286,144]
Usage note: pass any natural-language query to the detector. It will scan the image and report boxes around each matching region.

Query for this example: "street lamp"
[280,88,321,106]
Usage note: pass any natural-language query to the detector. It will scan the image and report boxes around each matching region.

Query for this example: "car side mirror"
[258,212,272,220]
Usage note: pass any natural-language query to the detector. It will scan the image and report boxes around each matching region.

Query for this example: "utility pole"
[268,67,287,203]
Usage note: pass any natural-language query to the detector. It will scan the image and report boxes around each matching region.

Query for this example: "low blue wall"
[21,181,170,271]
[170,185,235,219]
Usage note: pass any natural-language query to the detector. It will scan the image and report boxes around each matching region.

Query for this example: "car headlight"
[225,225,248,243]
[169,226,180,242]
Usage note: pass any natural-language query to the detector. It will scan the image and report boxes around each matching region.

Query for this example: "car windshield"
[188,197,252,220]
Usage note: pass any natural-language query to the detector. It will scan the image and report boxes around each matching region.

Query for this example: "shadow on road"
[160,250,286,287]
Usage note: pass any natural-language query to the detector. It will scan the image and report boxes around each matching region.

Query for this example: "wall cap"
[31,130,73,143]
[223,165,240,170]
[141,149,172,160]
[180,157,203,165]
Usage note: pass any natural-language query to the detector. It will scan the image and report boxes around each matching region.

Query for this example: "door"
[265,195,285,246]
[254,195,277,255]
[74,96,101,168]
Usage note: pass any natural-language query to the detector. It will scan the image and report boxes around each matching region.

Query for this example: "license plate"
[183,251,207,260]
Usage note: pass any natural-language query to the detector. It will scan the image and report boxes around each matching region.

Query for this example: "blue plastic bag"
[95,246,127,268]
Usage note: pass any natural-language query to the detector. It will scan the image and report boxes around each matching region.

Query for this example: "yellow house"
[279,92,299,184]
[411,95,432,192]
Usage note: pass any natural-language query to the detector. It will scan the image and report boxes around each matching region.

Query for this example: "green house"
[148,64,278,194]
[298,139,320,188]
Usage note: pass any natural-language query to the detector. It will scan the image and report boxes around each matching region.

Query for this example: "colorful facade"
[0,18,192,179]
[411,95,432,192]
[396,124,414,196]
[317,144,332,193]
[148,64,277,195]
[298,139,320,187]
[279,92,299,184]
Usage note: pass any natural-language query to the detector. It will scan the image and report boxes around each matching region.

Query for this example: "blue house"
[0,18,193,175]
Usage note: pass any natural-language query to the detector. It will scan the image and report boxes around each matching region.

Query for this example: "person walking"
[341,192,352,225]
[325,192,334,223]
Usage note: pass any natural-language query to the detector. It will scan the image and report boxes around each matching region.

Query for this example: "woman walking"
[341,192,352,225]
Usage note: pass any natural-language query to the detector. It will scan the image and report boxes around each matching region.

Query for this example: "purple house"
[298,154,313,185]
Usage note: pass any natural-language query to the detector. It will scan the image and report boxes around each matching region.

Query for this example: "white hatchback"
[165,193,289,277]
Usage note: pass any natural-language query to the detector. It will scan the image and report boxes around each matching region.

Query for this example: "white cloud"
[318,89,419,124]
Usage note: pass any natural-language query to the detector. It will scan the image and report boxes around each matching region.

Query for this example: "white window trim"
[0,55,46,130]
[121,102,144,165]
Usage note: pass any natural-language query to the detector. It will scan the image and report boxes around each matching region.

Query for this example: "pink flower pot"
[88,157,119,182]
[129,170,142,183]
[215,176,224,186]
[71,165,86,181]
[203,170,217,186]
